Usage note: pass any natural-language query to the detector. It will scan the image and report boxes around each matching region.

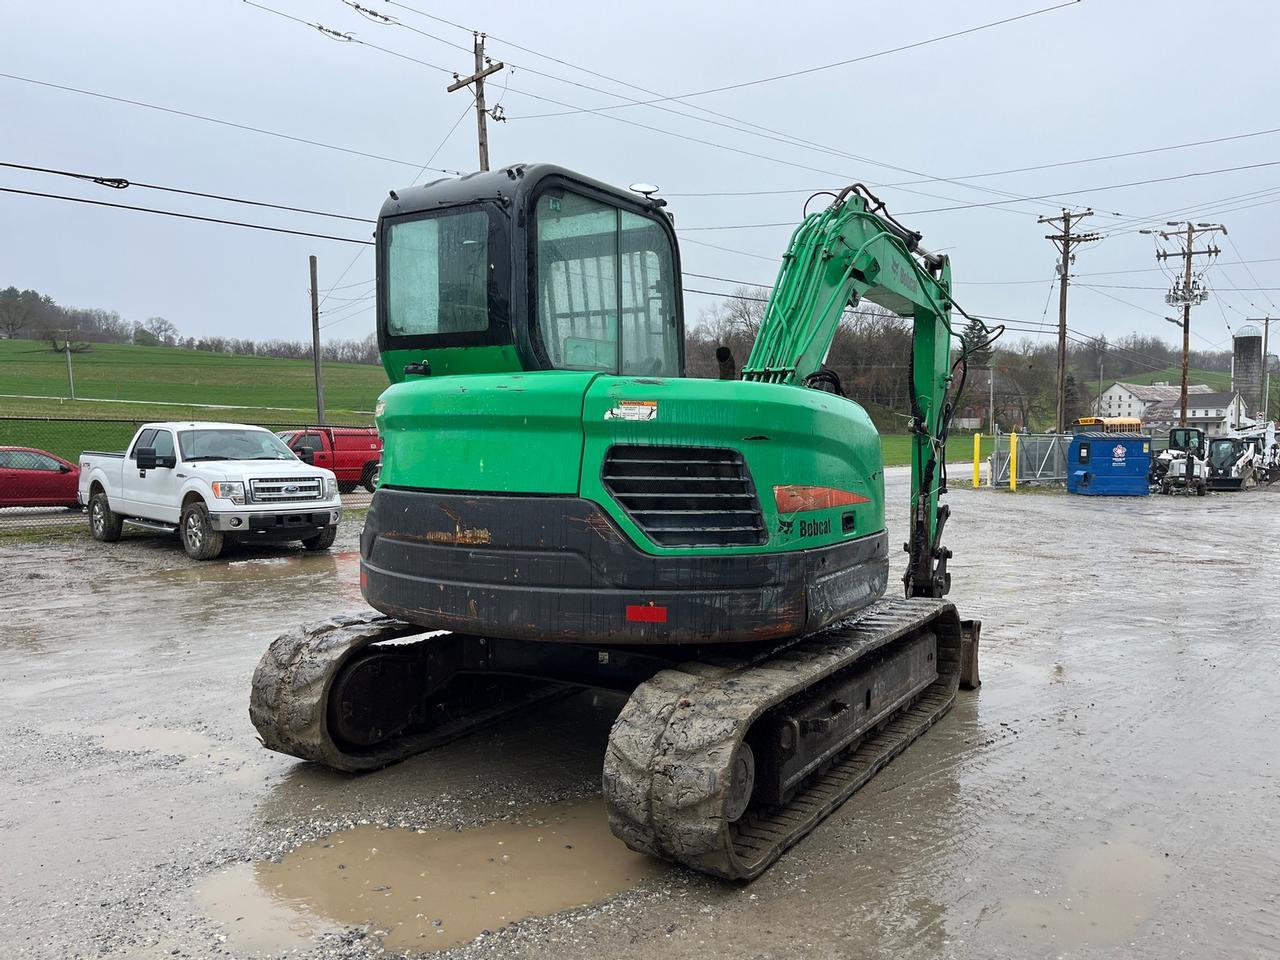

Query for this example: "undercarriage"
[250,598,979,879]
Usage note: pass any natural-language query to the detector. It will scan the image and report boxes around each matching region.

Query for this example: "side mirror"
[135,446,157,471]
[59,464,72,473]
[298,446,315,464]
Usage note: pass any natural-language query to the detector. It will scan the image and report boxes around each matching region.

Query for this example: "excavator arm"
[744,185,984,599]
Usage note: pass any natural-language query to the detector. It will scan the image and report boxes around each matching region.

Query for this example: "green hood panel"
[377,371,597,494]
[377,371,884,555]
[580,376,884,556]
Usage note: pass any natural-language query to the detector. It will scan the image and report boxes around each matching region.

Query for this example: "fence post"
[973,433,982,488]
[1010,432,1018,492]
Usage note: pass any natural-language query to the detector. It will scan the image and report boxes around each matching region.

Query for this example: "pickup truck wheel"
[338,481,357,494]
[181,502,225,560]
[361,462,379,493]
[89,492,123,542]
[302,525,338,551]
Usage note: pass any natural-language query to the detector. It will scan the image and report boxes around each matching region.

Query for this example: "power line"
[1223,234,1280,315]
[383,0,1090,213]
[515,1,1079,115]
[0,161,375,223]
[0,187,373,245]
[1076,282,1280,292]
[243,5,1075,217]
[682,271,1180,372]
[663,125,1280,197]
[677,159,1280,229]
[0,72,464,175]
[318,98,474,311]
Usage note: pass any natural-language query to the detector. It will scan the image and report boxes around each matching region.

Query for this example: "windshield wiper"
[184,455,231,461]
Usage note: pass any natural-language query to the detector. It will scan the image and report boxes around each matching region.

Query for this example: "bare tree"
[143,316,179,345]
[0,297,29,339]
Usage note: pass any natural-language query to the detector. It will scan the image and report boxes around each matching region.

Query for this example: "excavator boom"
[746,186,967,599]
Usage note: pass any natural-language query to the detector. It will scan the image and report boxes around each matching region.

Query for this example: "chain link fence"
[0,416,374,532]
[987,430,1172,487]
[989,433,1071,486]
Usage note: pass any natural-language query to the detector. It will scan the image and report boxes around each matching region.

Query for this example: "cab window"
[534,189,680,376]
[151,430,175,460]
[131,429,157,458]
[386,208,491,337]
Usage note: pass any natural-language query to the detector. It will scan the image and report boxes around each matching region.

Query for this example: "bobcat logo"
[777,516,795,535]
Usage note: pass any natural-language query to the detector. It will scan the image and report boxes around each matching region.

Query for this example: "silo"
[1232,324,1264,417]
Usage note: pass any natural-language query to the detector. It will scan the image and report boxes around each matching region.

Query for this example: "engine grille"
[249,476,323,503]
[602,445,766,547]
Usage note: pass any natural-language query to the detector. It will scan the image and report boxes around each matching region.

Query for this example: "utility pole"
[988,366,995,434]
[446,33,504,171]
[1143,222,1224,426]
[309,255,325,425]
[1097,354,1104,414]
[1261,317,1273,422]
[60,329,76,400]
[1038,209,1099,433]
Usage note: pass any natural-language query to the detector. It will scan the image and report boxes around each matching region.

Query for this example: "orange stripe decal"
[773,485,871,514]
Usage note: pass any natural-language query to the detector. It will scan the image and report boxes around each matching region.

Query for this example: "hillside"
[1119,368,1232,391]
[0,338,387,419]
[1116,366,1275,416]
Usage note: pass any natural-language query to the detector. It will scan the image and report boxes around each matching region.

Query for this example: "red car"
[0,446,81,509]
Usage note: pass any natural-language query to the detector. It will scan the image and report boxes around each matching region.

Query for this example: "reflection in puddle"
[199,798,664,954]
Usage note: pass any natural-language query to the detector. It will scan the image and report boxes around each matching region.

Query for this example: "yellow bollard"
[1009,432,1018,492]
[973,433,982,488]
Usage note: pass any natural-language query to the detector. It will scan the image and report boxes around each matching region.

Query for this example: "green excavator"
[251,163,989,880]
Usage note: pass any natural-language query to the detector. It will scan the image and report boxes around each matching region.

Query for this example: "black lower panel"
[360,488,888,645]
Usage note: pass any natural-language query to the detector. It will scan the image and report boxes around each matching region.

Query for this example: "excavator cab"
[377,164,684,382]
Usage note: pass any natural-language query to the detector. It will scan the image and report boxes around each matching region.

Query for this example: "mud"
[2,470,1279,959]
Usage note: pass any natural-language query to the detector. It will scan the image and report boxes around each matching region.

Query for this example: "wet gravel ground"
[1,471,1278,959]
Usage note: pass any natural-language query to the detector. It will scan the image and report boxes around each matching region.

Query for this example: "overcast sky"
[3,0,1278,360]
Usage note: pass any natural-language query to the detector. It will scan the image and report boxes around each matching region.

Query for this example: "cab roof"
[138,421,273,431]
[377,163,665,220]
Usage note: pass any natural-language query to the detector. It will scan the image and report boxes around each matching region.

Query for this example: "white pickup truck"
[79,422,342,559]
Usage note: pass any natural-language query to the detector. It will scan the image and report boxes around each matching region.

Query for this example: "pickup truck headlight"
[211,481,245,505]
[324,477,339,500]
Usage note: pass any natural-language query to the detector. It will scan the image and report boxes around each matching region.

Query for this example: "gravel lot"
[1,471,1277,959]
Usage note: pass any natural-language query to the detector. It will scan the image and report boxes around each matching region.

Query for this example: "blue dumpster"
[1067,432,1151,496]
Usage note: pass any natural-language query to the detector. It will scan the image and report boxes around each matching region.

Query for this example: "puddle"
[198,797,664,954]
[998,839,1172,946]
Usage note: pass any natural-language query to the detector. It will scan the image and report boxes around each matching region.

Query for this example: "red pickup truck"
[277,427,382,493]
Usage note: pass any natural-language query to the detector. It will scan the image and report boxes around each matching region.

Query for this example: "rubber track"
[249,611,566,772]
[603,596,962,879]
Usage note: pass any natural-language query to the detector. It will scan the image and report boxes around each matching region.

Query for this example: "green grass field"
[880,433,992,468]
[0,338,387,414]
[0,339,994,466]
[1121,367,1232,391]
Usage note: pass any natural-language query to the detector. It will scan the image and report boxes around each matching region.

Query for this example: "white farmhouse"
[1094,381,1214,419]
[1142,392,1249,435]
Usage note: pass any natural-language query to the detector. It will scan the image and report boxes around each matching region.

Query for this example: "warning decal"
[604,400,658,422]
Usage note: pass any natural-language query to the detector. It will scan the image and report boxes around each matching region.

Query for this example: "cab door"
[303,431,334,471]
[123,428,181,522]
